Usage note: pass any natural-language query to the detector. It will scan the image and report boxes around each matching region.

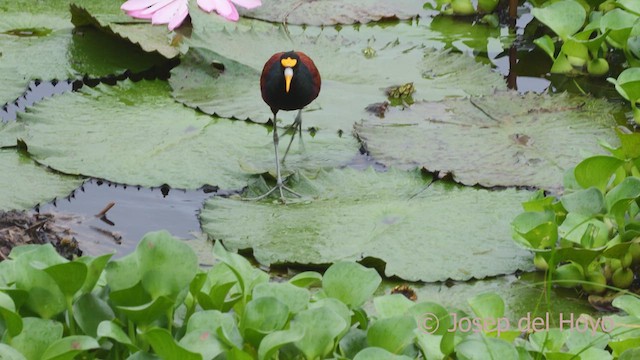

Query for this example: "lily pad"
[18,80,357,189]
[354,92,619,190]
[170,18,506,131]
[239,0,423,25]
[200,168,534,282]
[70,2,180,59]
[0,149,83,211]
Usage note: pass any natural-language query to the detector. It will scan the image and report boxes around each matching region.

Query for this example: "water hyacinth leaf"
[19,80,356,189]
[116,296,175,326]
[40,336,100,360]
[605,177,640,225]
[105,252,140,292]
[252,282,310,314]
[202,168,534,282]
[468,293,505,323]
[608,68,640,105]
[600,9,637,47]
[137,231,198,300]
[13,264,66,319]
[374,294,415,319]
[0,150,83,211]
[339,328,368,359]
[323,261,381,309]
[257,327,306,360]
[574,156,624,192]
[613,295,640,317]
[288,271,322,288]
[178,329,226,360]
[143,328,202,360]
[456,336,519,360]
[97,321,139,352]
[560,187,606,216]
[534,34,556,60]
[292,306,347,360]
[77,253,113,294]
[408,302,452,336]
[73,293,115,338]
[43,262,88,299]
[8,318,63,360]
[171,19,506,131]
[366,315,417,354]
[353,347,414,360]
[9,242,66,267]
[355,92,618,190]
[531,0,586,40]
[240,0,422,25]
[617,0,640,14]
[241,297,290,346]
[0,344,27,360]
[0,291,23,337]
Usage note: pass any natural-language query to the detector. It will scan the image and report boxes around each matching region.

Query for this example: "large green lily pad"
[0,149,83,211]
[170,16,506,132]
[354,92,619,190]
[70,2,180,59]
[239,0,423,25]
[17,80,357,189]
[200,168,534,282]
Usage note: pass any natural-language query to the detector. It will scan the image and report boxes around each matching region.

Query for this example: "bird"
[250,50,321,202]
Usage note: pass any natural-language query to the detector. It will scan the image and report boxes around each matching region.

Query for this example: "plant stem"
[66,297,77,335]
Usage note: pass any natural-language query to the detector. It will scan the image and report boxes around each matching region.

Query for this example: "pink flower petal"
[126,9,154,19]
[230,0,261,10]
[213,0,239,21]
[168,2,189,30]
[151,0,181,24]
[140,0,176,16]
[197,0,216,12]
[121,0,162,11]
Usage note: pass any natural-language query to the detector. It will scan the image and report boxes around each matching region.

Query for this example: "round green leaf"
[19,80,356,189]
[97,321,138,352]
[0,344,27,360]
[257,327,305,360]
[44,262,88,299]
[292,306,347,360]
[323,261,381,309]
[355,92,619,190]
[201,168,535,282]
[41,336,99,360]
[374,294,415,319]
[560,187,606,216]
[531,0,586,40]
[574,156,624,192]
[73,293,115,338]
[8,318,63,360]
[366,315,417,354]
[456,336,519,360]
[0,150,83,211]
[0,291,23,337]
[143,328,201,360]
[353,347,414,360]
[252,282,310,314]
[241,297,290,346]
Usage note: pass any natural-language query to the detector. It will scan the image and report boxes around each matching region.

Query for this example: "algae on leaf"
[0,150,83,211]
[18,80,357,190]
[200,168,534,282]
[355,92,619,190]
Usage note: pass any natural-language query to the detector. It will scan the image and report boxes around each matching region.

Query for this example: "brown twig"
[95,202,115,218]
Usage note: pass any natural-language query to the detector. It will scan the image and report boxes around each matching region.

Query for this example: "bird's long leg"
[246,111,302,203]
[282,109,305,163]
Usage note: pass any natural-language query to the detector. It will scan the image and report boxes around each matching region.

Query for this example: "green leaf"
[292,306,347,360]
[288,271,322,288]
[252,282,310,314]
[353,347,414,360]
[143,328,202,360]
[574,156,625,192]
[323,261,381,309]
[105,252,140,292]
[468,293,505,323]
[612,295,640,317]
[77,253,113,294]
[178,329,226,360]
[0,344,27,360]
[8,318,63,360]
[257,327,306,360]
[609,68,640,103]
[408,302,452,336]
[239,0,421,25]
[534,35,557,60]
[367,315,417,354]
[41,336,99,360]
[456,336,520,360]
[561,187,606,216]
[73,293,115,338]
[0,291,23,337]
[531,0,586,40]
[19,80,356,189]
[355,93,618,189]
[605,177,640,227]
[44,262,87,299]
[600,9,637,47]
[0,150,83,211]
[201,168,534,282]
[240,297,290,346]
[373,294,415,319]
[115,295,174,326]
[137,231,198,300]
[13,264,66,319]
[171,20,506,132]
[97,321,138,352]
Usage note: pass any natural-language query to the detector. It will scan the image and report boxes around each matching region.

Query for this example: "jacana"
[253,51,321,202]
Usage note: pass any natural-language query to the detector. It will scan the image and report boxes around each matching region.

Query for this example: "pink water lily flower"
[121,0,262,30]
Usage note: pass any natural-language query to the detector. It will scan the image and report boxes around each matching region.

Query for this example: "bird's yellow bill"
[284,67,294,93]
[281,57,297,68]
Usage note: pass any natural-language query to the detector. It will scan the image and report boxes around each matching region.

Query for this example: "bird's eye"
[281,57,297,68]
